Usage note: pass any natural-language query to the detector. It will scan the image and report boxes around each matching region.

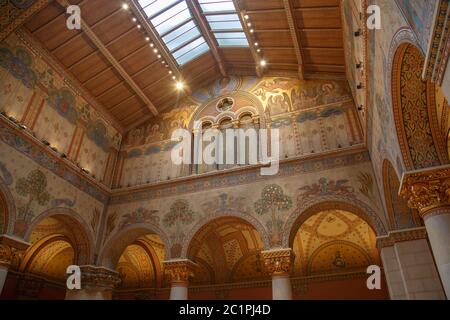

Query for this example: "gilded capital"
[261,248,295,275]
[79,265,121,290]
[400,166,450,217]
[0,235,29,269]
[164,259,197,284]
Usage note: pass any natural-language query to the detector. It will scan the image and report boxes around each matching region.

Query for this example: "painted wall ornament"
[119,207,160,229]
[0,46,37,89]
[163,199,196,258]
[298,178,354,203]
[47,88,78,124]
[14,169,50,235]
[254,184,292,246]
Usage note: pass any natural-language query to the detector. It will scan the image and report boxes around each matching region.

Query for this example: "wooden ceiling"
[23,0,346,132]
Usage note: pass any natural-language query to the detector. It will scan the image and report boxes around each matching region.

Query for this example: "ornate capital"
[261,248,295,275]
[0,235,29,269]
[79,265,121,291]
[376,227,428,250]
[163,259,197,284]
[400,166,450,217]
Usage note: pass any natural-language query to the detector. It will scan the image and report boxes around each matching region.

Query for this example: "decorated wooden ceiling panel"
[21,0,348,129]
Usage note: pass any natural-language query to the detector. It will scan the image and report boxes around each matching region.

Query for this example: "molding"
[376,227,428,249]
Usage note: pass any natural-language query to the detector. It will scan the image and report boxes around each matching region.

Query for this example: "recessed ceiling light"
[157,54,162,58]
[122,3,129,10]
[145,37,150,41]
[137,24,141,29]
[247,22,251,27]
[260,59,267,67]
[254,42,258,46]
[153,48,158,53]
[244,15,249,20]
[250,29,254,33]
[169,70,173,74]
[172,76,176,80]
[150,43,154,47]
[176,81,185,90]
[257,48,261,52]
[132,17,137,23]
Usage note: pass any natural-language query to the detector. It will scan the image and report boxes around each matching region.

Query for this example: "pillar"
[163,259,197,300]
[400,166,450,298]
[0,235,29,296]
[377,228,445,299]
[261,248,295,300]
[65,265,121,300]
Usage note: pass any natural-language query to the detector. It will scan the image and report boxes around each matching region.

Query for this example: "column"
[65,265,121,300]
[400,166,450,298]
[377,228,445,299]
[261,248,295,300]
[163,259,197,300]
[0,235,29,296]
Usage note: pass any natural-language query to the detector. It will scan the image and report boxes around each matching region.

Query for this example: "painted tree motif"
[254,184,292,245]
[163,199,196,257]
[15,169,50,234]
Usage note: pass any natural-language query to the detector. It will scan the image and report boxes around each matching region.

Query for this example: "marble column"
[163,259,197,300]
[400,166,450,299]
[65,265,121,300]
[377,228,445,299]
[0,235,29,296]
[261,248,295,300]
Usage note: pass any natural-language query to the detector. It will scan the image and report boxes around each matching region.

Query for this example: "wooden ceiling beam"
[129,0,182,81]
[188,0,227,78]
[232,0,263,77]
[283,0,305,79]
[56,0,158,116]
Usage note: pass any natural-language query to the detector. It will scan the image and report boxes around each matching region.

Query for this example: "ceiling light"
[257,48,261,53]
[153,48,158,53]
[247,23,251,27]
[250,29,254,33]
[132,17,137,22]
[137,24,141,29]
[150,43,154,47]
[260,59,267,67]
[169,70,173,74]
[172,76,176,80]
[244,15,249,20]
[122,3,129,10]
[145,37,150,41]
[176,81,185,90]
[254,42,258,46]
[157,54,162,59]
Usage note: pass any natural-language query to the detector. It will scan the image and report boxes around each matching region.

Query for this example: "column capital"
[163,259,197,283]
[376,227,428,250]
[261,248,295,275]
[0,235,30,269]
[400,166,450,217]
[78,265,121,291]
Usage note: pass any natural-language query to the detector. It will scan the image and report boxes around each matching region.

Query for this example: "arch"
[181,213,271,258]
[99,223,171,270]
[23,208,95,265]
[382,159,422,230]
[283,198,387,248]
[0,179,15,234]
[390,30,447,170]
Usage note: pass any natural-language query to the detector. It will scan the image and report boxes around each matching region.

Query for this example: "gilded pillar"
[164,259,197,300]
[0,235,29,296]
[261,248,295,300]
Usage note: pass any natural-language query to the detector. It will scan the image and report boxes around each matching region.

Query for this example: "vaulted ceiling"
[23,0,346,131]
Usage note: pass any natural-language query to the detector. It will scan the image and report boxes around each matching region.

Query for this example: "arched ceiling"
[116,234,165,288]
[188,217,266,285]
[292,210,379,276]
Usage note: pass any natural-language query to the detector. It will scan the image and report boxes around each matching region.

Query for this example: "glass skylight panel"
[137,0,211,65]
[199,0,249,47]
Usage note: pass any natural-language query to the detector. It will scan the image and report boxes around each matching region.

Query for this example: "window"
[199,0,249,47]
[138,0,211,65]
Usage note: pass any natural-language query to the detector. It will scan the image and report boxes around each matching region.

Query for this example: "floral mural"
[254,184,292,246]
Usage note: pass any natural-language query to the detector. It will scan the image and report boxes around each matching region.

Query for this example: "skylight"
[199,0,249,47]
[138,0,211,65]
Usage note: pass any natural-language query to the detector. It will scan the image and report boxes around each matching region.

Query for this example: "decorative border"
[376,227,428,249]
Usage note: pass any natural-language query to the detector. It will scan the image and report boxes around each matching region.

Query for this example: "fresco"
[120,76,361,187]
[0,33,122,180]
[394,0,437,52]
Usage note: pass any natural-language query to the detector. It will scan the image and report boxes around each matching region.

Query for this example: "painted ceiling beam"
[56,0,159,116]
[283,0,305,80]
[188,0,227,78]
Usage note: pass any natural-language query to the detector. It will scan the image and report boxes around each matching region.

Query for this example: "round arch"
[99,223,171,270]
[283,198,387,248]
[23,208,95,265]
[181,212,271,258]
[390,29,447,170]
[0,179,16,234]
